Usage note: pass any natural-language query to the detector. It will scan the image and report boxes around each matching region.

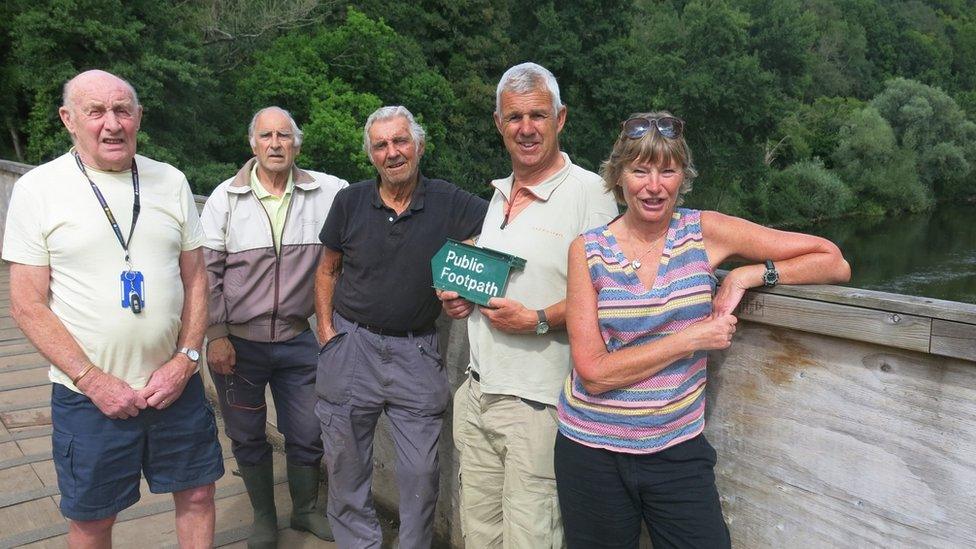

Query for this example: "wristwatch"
[178,347,201,363]
[535,309,550,335]
[763,260,779,287]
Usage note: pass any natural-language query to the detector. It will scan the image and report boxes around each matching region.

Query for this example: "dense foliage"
[2,0,975,225]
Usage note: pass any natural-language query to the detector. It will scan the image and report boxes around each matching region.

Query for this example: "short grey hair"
[248,106,304,147]
[495,62,563,116]
[362,106,427,158]
[62,70,140,109]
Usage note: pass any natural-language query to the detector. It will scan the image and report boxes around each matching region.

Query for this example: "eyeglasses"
[621,116,685,139]
[223,373,266,411]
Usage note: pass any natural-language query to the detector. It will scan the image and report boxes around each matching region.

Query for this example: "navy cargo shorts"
[51,373,224,521]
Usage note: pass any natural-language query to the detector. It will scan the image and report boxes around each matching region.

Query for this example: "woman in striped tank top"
[555,112,850,549]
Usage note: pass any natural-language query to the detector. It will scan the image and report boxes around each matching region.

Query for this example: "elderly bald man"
[3,69,223,547]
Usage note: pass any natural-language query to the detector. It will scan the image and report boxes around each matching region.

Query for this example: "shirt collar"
[491,152,572,202]
[228,157,316,194]
[369,173,428,212]
[249,162,293,199]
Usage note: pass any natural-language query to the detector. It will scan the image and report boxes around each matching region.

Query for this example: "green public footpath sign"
[431,239,527,306]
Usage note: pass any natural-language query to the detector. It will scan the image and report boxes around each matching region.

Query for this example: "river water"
[807,203,976,304]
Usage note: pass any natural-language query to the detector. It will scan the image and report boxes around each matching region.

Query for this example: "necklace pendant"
[633,260,642,270]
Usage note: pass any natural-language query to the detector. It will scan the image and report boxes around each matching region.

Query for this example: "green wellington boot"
[238,462,279,549]
[287,464,335,541]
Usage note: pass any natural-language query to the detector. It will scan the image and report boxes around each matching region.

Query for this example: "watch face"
[763,260,778,286]
[536,322,550,335]
[185,348,200,361]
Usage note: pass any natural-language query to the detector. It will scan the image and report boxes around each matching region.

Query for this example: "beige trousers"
[453,375,564,549]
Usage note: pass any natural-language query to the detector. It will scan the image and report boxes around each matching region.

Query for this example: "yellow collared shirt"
[249,164,294,253]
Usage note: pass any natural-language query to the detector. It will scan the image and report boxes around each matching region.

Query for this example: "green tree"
[239,8,459,186]
[350,0,517,191]
[742,0,817,98]
[870,77,976,198]
[775,96,865,167]
[947,15,976,93]
[7,0,233,191]
[668,0,782,217]
[833,105,928,214]
[806,0,873,98]
[505,0,642,175]
[0,0,27,161]
[761,159,854,226]
[5,0,976,220]
[891,1,953,86]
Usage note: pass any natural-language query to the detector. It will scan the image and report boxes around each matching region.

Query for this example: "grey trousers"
[315,313,450,549]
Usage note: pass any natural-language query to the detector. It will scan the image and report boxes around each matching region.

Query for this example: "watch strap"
[535,309,550,335]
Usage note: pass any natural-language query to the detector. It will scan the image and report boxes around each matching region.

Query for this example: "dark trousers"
[554,432,731,549]
[212,330,323,466]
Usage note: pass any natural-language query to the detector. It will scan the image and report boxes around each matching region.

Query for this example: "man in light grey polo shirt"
[440,62,617,547]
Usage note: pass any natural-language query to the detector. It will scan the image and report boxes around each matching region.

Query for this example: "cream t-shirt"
[2,152,204,392]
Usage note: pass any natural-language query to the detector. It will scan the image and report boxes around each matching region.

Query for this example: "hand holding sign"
[479,297,536,333]
[438,289,475,319]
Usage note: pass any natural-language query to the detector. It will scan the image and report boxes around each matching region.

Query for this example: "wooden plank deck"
[0,265,338,548]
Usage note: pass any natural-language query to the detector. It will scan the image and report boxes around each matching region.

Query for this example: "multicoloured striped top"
[557,208,716,454]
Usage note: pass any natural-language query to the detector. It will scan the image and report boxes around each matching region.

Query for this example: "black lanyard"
[72,150,141,267]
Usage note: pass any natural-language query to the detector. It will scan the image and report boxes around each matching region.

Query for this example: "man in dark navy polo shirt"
[313,105,487,548]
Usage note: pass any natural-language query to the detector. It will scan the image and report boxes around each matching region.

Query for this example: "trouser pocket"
[316,329,358,404]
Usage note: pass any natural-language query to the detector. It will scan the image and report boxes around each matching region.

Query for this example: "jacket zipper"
[262,192,295,343]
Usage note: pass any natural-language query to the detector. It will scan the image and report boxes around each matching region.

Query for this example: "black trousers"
[554,432,731,549]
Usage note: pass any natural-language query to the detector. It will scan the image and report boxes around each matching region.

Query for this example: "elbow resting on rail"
[821,240,852,284]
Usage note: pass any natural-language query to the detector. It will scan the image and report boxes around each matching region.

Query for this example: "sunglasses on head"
[621,116,685,139]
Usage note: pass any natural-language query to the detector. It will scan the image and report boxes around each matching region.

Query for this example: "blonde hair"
[600,111,698,205]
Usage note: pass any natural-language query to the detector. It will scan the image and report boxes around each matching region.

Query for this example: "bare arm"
[566,238,736,394]
[314,247,343,343]
[702,211,851,315]
[203,246,235,375]
[542,300,566,329]
[138,247,208,408]
[176,247,209,351]
[10,263,148,418]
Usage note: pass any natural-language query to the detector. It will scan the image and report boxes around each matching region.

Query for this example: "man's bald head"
[58,69,143,172]
[62,70,140,110]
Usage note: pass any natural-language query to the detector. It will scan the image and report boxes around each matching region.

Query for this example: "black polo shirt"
[320,174,488,332]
